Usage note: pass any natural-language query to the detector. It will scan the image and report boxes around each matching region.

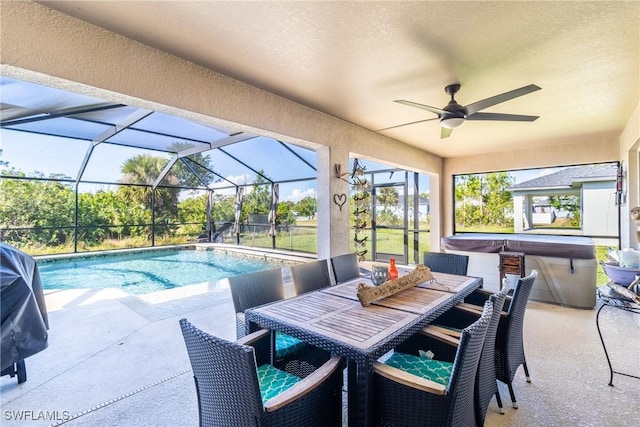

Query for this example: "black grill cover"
[1,243,49,371]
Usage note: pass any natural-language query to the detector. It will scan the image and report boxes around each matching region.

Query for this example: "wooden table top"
[257,291,417,349]
[247,272,480,352]
[323,272,478,313]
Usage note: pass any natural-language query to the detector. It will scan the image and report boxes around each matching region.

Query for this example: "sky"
[1,128,429,203]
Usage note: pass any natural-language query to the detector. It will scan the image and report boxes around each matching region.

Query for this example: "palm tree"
[168,142,217,188]
[119,154,180,223]
[377,187,399,208]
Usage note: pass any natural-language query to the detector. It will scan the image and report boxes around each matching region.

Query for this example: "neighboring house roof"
[508,164,617,192]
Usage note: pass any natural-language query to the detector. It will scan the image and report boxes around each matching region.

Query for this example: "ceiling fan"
[380,83,541,138]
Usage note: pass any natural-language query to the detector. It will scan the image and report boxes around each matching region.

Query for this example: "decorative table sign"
[357,264,433,306]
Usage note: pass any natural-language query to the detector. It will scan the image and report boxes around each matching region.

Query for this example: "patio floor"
[1,271,638,426]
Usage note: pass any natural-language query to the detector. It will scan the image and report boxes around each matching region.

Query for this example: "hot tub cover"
[1,243,49,371]
[442,233,596,259]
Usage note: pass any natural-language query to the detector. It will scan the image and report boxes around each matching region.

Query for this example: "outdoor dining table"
[245,270,482,427]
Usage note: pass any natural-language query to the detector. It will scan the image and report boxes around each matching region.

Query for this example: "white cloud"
[225,174,252,185]
[209,178,317,202]
[285,188,316,202]
[209,174,251,195]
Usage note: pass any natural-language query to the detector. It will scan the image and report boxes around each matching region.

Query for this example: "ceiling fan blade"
[466,112,539,122]
[376,117,439,131]
[440,127,453,139]
[394,100,447,116]
[465,84,541,115]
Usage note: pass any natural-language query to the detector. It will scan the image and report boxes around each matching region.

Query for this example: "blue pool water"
[37,249,281,295]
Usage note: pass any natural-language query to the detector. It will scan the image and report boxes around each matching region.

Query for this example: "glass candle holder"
[371,265,389,286]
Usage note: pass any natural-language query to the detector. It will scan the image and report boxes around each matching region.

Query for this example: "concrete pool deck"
[1,264,639,426]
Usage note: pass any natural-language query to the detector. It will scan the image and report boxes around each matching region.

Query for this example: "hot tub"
[442,234,597,308]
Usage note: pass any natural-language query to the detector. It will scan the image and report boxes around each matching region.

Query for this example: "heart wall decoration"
[333,193,347,211]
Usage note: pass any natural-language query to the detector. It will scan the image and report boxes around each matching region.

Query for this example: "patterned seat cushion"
[256,364,301,403]
[384,352,453,390]
[275,331,308,359]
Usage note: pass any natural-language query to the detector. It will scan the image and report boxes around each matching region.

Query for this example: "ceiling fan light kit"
[386,83,541,138]
[440,117,465,129]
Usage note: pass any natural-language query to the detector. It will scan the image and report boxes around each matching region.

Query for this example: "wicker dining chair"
[413,286,510,425]
[179,319,344,427]
[228,268,285,340]
[464,270,539,409]
[228,268,328,376]
[372,301,493,427]
[290,259,332,295]
[330,252,361,284]
[423,252,470,276]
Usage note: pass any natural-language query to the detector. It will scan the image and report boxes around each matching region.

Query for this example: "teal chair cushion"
[275,331,308,359]
[384,352,454,390]
[256,364,301,403]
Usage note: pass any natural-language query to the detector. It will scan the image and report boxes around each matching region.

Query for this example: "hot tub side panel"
[525,256,596,308]
[442,234,597,309]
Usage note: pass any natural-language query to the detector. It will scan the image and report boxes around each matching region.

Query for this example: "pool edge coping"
[34,243,317,265]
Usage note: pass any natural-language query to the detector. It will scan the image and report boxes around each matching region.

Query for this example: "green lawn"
[455,226,514,233]
[16,216,613,288]
[242,220,431,262]
[595,245,610,286]
[239,218,612,284]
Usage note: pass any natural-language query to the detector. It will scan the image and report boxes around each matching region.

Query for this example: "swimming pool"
[37,249,283,295]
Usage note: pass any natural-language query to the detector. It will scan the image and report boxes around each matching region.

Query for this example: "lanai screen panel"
[201,147,260,185]
[287,144,316,168]
[132,112,233,143]
[0,131,89,179]
[0,77,113,122]
[71,105,141,124]
[4,117,111,141]
[221,137,317,181]
[157,157,216,189]
[1,77,319,190]
[81,144,173,184]
[104,128,208,153]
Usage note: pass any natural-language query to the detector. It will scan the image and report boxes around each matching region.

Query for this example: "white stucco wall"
[582,181,619,237]
[619,103,640,249]
[512,195,526,232]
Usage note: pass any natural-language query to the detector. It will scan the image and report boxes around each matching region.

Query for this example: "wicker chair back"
[330,253,360,284]
[228,267,284,339]
[423,252,470,276]
[374,301,493,426]
[179,319,265,426]
[475,288,509,425]
[495,270,538,407]
[290,259,332,295]
[180,319,343,427]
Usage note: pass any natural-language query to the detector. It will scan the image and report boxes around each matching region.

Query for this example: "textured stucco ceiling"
[40,1,640,158]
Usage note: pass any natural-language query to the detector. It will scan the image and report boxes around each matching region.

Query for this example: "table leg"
[347,360,357,426]
[347,359,374,427]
